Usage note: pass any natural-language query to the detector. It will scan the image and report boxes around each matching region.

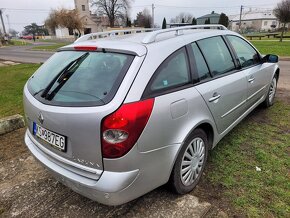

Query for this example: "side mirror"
[262,54,279,63]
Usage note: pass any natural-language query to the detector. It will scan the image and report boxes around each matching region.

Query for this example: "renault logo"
[38,112,44,124]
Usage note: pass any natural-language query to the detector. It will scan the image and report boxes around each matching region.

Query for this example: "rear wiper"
[33,88,44,96]
[40,52,89,100]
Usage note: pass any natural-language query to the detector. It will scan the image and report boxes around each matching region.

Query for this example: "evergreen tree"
[162,18,167,29]
[181,18,185,23]
[218,13,229,27]
[126,17,132,27]
[191,17,197,25]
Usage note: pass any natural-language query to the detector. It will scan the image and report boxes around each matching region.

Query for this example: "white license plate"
[33,122,66,151]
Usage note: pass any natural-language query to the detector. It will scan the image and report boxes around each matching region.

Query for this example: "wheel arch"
[194,123,215,150]
[168,122,215,192]
[275,68,280,81]
[178,120,217,157]
[168,120,216,176]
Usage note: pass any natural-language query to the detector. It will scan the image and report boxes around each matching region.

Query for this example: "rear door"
[138,46,211,152]
[226,35,271,108]
[192,36,248,134]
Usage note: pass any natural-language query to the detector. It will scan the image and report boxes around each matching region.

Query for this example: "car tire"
[169,128,209,194]
[263,75,278,108]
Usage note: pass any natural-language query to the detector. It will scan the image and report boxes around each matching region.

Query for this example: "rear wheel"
[263,75,277,108]
[169,129,209,194]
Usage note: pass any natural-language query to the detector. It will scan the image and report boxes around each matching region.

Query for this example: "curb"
[0,114,25,135]
[280,57,290,61]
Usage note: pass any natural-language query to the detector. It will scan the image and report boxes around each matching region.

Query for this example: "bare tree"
[45,9,85,35]
[170,12,193,23]
[134,9,151,28]
[92,0,132,27]
[274,0,290,42]
[45,10,58,35]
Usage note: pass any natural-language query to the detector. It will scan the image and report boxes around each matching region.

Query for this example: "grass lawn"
[0,64,40,118]
[31,43,69,51]
[251,41,290,56]
[202,100,290,217]
[10,39,32,46]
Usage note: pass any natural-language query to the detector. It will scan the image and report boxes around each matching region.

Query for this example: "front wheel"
[169,129,209,194]
[263,75,277,108]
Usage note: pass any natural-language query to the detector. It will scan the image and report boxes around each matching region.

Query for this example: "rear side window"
[147,47,190,94]
[28,51,134,106]
[197,36,235,76]
[227,35,260,68]
[190,43,211,81]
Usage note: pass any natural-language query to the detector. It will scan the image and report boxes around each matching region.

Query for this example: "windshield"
[28,51,134,106]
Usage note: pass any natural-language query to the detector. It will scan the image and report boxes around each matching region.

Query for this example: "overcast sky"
[0,0,280,32]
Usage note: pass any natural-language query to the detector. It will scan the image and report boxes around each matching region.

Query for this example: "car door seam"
[221,99,247,118]
[247,84,267,101]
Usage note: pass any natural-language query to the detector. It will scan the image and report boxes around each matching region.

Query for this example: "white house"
[228,9,287,32]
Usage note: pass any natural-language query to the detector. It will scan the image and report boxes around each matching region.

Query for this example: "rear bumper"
[25,129,140,205]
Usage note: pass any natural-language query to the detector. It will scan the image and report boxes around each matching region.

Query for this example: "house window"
[82,5,85,11]
[264,21,268,26]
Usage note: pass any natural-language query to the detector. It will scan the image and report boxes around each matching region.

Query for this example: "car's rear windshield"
[28,51,134,106]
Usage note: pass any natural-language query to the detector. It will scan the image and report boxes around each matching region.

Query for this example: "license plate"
[33,122,66,151]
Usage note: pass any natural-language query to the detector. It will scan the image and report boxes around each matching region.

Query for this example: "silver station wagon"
[23,25,279,205]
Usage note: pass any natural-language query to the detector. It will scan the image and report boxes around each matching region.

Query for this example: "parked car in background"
[23,25,279,205]
[21,35,33,40]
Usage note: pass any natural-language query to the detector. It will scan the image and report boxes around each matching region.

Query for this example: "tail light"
[101,99,154,158]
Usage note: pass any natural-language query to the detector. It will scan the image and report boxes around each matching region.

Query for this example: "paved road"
[278,61,290,90]
[0,44,54,64]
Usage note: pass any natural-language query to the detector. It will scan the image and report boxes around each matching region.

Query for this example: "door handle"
[248,77,255,83]
[209,93,221,102]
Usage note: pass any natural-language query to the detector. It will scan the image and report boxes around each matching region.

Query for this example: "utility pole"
[6,14,10,33]
[239,5,243,33]
[152,3,155,28]
[0,9,6,34]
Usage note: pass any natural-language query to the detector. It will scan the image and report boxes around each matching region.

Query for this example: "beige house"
[229,9,285,32]
[56,0,107,38]
[74,0,103,34]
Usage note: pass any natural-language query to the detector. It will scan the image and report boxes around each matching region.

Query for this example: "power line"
[8,22,44,25]
[3,3,276,11]
[155,4,241,9]
[5,8,51,12]
[131,5,151,8]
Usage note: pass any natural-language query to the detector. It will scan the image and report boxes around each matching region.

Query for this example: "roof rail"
[142,25,227,44]
[74,28,155,43]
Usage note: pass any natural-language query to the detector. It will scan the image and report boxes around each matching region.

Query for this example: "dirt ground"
[0,129,212,218]
[0,62,289,218]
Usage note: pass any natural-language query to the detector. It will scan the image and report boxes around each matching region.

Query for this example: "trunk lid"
[23,50,145,179]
